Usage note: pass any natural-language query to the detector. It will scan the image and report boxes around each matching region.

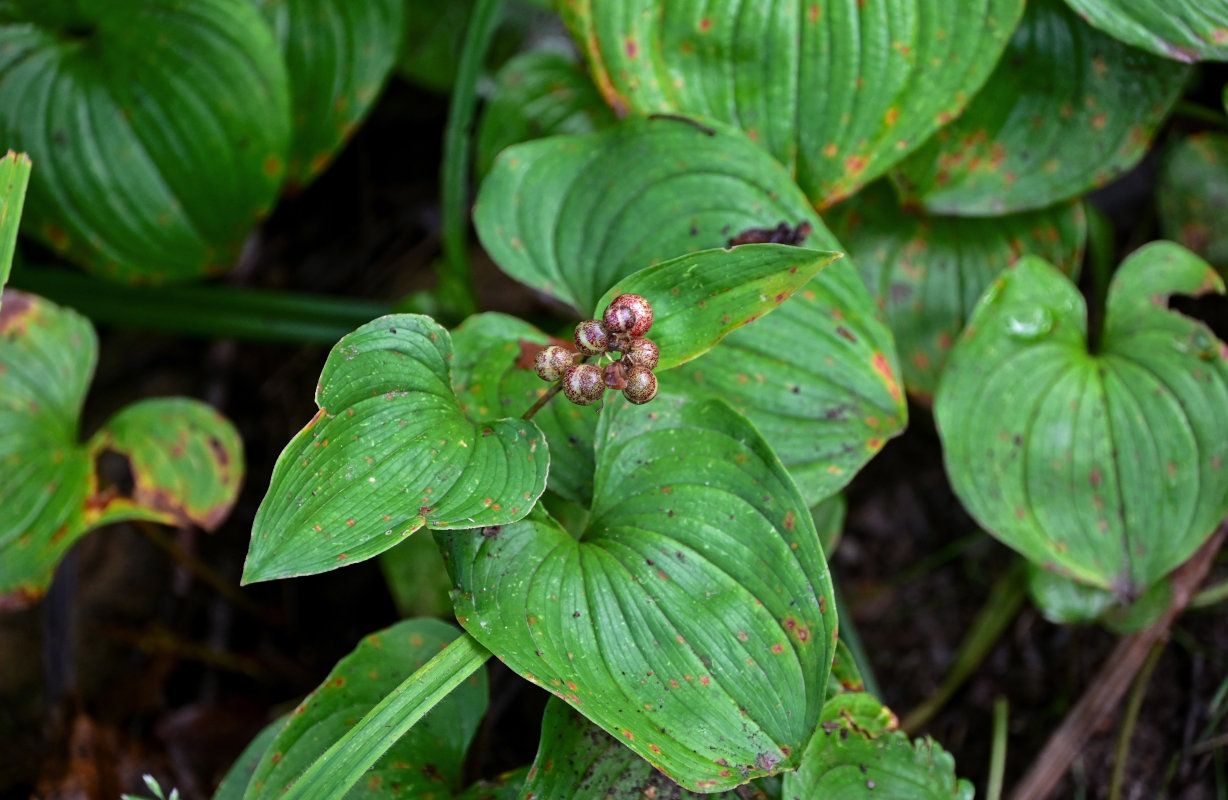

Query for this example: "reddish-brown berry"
[603,293,653,337]
[622,337,659,370]
[562,363,605,405]
[574,319,611,356]
[622,365,657,405]
[533,345,577,382]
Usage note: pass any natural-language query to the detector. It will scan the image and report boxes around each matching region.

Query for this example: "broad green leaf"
[436,394,836,792]
[594,244,841,371]
[1,289,243,608]
[893,0,1189,215]
[1025,561,1168,632]
[813,493,846,555]
[398,0,545,93]
[452,768,529,800]
[245,618,488,799]
[783,693,973,799]
[935,244,1228,595]
[1061,0,1228,62]
[1158,132,1228,270]
[244,314,549,584]
[214,718,286,800]
[475,117,907,504]
[0,0,291,281]
[475,50,615,179]
[256,0,404,189]
[0,150,31,300]
[560,0,1023,206]
[449,312,597,507]
[827,180,1086,398]
[521,697,767,800]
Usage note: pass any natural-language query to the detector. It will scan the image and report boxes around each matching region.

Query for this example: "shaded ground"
[2,78,1226,799]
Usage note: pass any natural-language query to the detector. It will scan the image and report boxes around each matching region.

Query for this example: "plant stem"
[522,382,563,421]
[1173,100,1228,130]
[437,0,504,319]
[1108,639,1165,800]
[988,696,1009,800]
[281,632,491,800]
[1190,577,1228,610]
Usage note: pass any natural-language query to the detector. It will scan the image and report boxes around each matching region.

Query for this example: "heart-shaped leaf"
[594,244,841,371]
[1158,133,1228,271]
[0,0,291,281]
[892,0,1189,215]
[245,618,488,799]
[244,314,548,584]
[1,289,243,608]
[559,0,1023,206]
[826,180,1086,398]
[1060,0,1228,62]
[935,244,1228,595]
[256,0,404,189]
[436,394,836,792]
[0,150,31,297]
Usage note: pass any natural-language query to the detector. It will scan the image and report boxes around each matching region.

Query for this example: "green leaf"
[256,0,404,189]
[397,0,543,93]
[595,244,841,371]
[559,0,1023,206]
[1061,0,1228,62]
[827,180,1086,398]
[825,639,865,700]
[812,493,846,555]
[475,118,907,504]
[892,0,1189,215]
[1024,561,1169,633]
[436,394,836,793]
[451,768,529,800]
[1158,132,1228,271]
[934,244,1228,595]
[521,697,767,800]
[0,150,31,300]
[783,693,974,799]
[244,314,549,584]
[0,0,291,281]
[1,289,244,608]
[475,50,615,180]
[245,619,488,799]
[214,718,286,800]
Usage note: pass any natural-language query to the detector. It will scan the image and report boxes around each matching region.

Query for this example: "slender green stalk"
[1084,204,1115,352]
[833,582,882,700]
[437,0,504,320]
[279,633,491,800]
[902,560,1027,734]
[0,151,32,299]
[1191,577,1228,610]
[987,697,1009,800]
[1173,100,1228,130]
[1108,640,1165,800]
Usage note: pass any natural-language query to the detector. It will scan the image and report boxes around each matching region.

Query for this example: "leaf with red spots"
[257,0,404,189]
[1158,133,1228,272]
[436,394,836,792]
[826,180,1086,399]
[0,0,291,281]
[242,618,487,799]
[0,150,31,299]
[935,243,1228,596]
[243,313,549,584]
[892,0,1189,215]
[0,289,243,608]
[521,697,767,799]
[1061,0,1228,62]
[558,0,1023,207]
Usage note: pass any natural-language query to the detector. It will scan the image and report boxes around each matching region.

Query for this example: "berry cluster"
[532,293,659,406]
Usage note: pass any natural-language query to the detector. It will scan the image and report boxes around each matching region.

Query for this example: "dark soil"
[2,77,1226,800]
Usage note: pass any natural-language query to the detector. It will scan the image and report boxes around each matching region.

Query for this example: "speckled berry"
[604,293,653,337]
[574,319,611,356]
[533,345,576,382]
[622,365,657,405]
[622,337,659,370]
[562,363,605,405]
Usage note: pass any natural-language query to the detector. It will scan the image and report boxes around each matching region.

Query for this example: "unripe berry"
[562,363,605,405]
[622,365,657,405]
[574,319,611,356]
[603,293,653,337]
[622,337,659,370]
[533,345,576,382]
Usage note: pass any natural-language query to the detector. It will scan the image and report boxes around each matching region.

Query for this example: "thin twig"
[522,382,563,421]
[1009,522,1228,800]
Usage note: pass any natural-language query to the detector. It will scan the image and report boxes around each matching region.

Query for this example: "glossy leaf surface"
[560,0,1023,206]
[0,0,291,280]
[245,314,548,583]
[827,181,1086,398]
[436,395,837,792]
[257,0,404,188]
[893,0,1189,215]
[1061,0,1228,62]
[935,244,1228,594]
[1158,133,1228,270]
[0,150,31,298]
[245,618,487,799]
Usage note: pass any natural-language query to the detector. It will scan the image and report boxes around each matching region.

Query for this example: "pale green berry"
[533,345,576,382]
[562,363,605,405]
[622,365,657,405]
[574,319,611,356]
